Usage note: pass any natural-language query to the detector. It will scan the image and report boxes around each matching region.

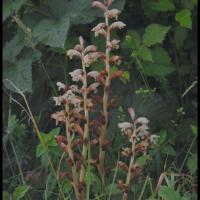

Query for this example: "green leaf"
[49,127,60,137]
[191,125,197,136]
[33,16,70,48]
[105,184,121,195]
[3,34,24,63]
[41,153,49,168]
[13,185,30,200]
[186,154,197,174]
[161,144,176,156]
[3,191,10,200]
[121,71,130,84]
[36,144,46,158]
[174,26,188,49]
[158,130,167,144]
[175,9,192,29]
[151,0,175,12]
[143,24,171,47]
[158,186,182,200]
[122,30,141,50]
[3,59,32,93]
[3,0,25,21]
[44,173,57,199]
[151,47,171,65]
[192,0,198,6]
[135,46,153,62]
[136,155,151,166]
[181,0,195,10]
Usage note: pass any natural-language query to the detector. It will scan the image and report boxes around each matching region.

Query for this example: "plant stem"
[99,10,111,179]
[65,104,81,200]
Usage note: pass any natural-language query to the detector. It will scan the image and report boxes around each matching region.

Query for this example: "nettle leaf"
[158,186,182,200]
[3,59,32,93]
[135,46,153,62]
[186,154,197,174]
[3,0,25,21]
[151,0,175,12]
[174,26,188,49]
[175,9,192,29]
[122,30,141,50]
[152,47,171,64]
[33,16,70,48]
[13,185,30,200]
[3,34,24,63]
[143,24,171,47]
[161,144,176,156]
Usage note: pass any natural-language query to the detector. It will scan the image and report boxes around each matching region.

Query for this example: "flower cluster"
[117,107,159,200]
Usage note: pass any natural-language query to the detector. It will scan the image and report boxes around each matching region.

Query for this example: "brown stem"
[79,62,90,198]
[99,12,110,178]
[65,104,81,200]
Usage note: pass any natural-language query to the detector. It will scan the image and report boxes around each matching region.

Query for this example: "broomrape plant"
[51,0,158,199]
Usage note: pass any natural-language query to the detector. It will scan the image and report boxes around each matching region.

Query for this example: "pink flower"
[62,90,76,102]
[69,69,83,82]
[83,52,102,67]
[91,23,107,37]
[67,49,82,59]
[87,71,100,80]
[135,117,149,125]
[110,55,122,66]
[56,82,65,90]
[83,45,98,55]
[128,107,135,122]
[105,9,120,20]
[53,96,63,106]
[110,21,126,30]
[118,122,133,129]
[107,39,120,50]
[92,1,107,11]
[87,82,100,93]
[69,85,80,93]
[51,111,65,125]
[79,36,84,47]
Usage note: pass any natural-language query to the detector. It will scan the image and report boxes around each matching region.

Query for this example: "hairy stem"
[99,12,111,178]
[65,104,81,200]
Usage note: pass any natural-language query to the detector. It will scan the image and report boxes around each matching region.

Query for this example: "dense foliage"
[3,0,197,200]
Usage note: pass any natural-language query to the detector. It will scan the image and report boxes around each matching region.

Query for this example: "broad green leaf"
[191,125,197,136]
[161,144,176,156]
[49,127,60,137]
[105,183,121,195]
[3,59,32,93]
[136,155,151,166]
[186,154,197,174]
[174,26,188,49]
[135,46,153,62]
[122,30,141,50]
[3,34,24,63]
[158,130,167,144]
[175,9,192,29]
[13,185,30,200]
[142,63,175,77]
[33,16,70,48]
[158,186,182,200]
[143,24,171,46]
[151,0,175,12]
[151,47,171,65]
[3,191,10,200]
[3,0,25,21]
[36,144,46,158]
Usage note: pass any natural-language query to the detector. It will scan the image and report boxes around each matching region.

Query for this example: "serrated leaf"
[3,59,32,93]
[175,9,192,29]
[3,34,24,63]
[33,16,70,48]
[162,144,176,156]
[158,186,182,200]
[135,46,153,62]
[13,185,30,200]
[3,0,25,21]
[143,24,171,47]
[151,47,171,65]
[122,30,141,50]
[186,154,197,174]
[151,0,175,12]
[174,26,188,49]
